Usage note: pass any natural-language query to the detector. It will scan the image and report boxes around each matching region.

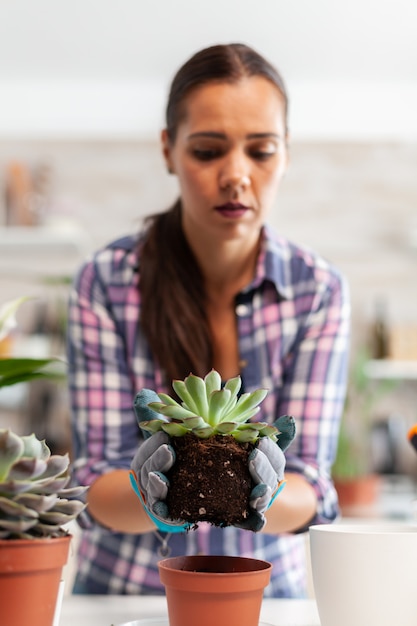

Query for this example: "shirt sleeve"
[66,254,142,499]
[276,267,351,527]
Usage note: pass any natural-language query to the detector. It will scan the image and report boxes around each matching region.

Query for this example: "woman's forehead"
[178,77,287,136]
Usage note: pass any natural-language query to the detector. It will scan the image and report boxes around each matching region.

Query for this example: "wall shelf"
[0,222,91,254]
[0,221,91,277]
[364,359,417,380]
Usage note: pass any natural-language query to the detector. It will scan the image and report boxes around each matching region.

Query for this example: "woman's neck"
[187,233,261,301]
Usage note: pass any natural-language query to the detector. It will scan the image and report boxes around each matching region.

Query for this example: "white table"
[59,595,320,626]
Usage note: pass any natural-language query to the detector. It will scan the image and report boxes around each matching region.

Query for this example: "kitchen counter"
[59,594,321,626]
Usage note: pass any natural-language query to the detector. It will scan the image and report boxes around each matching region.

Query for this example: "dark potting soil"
[166,433,254,527]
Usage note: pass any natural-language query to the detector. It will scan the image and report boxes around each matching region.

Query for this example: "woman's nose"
[218,156,251,194]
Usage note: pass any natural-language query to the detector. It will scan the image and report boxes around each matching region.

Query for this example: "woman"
[67,43,350,597]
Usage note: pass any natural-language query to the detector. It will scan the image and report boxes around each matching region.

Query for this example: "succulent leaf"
[207,389,231,426]
[192,426,215,438]
[0,430,24,481]
[21,433,50,460]
[172,379,200,413]
[224,389,268,422]
[204,369,222,398]
[232,428,261,443]
[139,420,165,435]
[215,422,239,434]
[14,493,59,512]
[0,496,39,518]
[58,485,90,499]
[184,374,209,417]
[7,458,48,481]
[148,402,197,421]
[161,423,189,437]
[258,424,279,441]
[136,370,279,444]
[154,393,180,407]
[0,518,39,533]
[181,416,208,430]
[223,375,242,410]
[32,475,71,494]
[0,429,87,539]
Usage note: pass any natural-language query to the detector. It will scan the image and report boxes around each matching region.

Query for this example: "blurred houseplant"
[0,296,86,626]
[0,296,66,390]
[332,348,396,512]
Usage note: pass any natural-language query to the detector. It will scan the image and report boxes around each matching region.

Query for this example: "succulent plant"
[0,429,87,539]
[136,369,279,444]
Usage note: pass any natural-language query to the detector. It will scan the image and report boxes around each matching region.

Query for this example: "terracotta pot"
[158,554,272,626]
[0,534,71,626]
[334,474,381,515]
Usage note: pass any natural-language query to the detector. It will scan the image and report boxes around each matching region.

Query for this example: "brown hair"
[139,43,288,384]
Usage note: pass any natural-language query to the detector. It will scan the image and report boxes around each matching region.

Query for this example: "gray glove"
[131,389,295,534]
[130,390,191,532]
[237,414,296,532]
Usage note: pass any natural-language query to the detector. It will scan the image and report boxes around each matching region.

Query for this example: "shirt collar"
[244,225,294,301]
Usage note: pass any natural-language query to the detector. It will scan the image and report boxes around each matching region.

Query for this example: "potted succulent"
[133,370,294,626]
[0,297,87,626]
[135,369,295,528]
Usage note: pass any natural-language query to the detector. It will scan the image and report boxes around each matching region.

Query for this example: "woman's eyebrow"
[187,131,281,140]
[188,131,227,140]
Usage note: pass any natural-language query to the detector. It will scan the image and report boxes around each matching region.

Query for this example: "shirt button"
[236,304,250,316]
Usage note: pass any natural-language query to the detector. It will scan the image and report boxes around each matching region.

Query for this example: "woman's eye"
[251,150,274,161]
[192,149,221,161]
[250,149,276,161]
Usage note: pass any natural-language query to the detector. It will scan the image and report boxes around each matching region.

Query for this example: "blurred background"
[0,0,416,517]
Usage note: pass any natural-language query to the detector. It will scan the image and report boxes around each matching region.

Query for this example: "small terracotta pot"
[158,554,272,626]
[334,474,381,515]
[0,534,71,626]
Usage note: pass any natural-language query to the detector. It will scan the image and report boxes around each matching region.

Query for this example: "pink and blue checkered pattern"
[67,223,350,597]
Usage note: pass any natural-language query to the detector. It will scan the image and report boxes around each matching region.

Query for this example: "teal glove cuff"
[268,479,286,508]
[129,471,191,533]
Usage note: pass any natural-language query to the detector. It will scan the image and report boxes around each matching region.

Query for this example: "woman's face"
[162,76,288,246]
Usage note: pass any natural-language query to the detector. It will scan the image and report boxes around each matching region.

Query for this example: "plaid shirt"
[67,224,350,597]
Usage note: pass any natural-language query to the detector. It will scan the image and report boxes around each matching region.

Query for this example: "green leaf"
[204,370,222,398]
[0,296,32,340]
[148,403,197,421]
[181,416,207,430]
[207,388,231,425]
[223,375,242,412]
[0,430,24,481]
[184,374,209,417]
[258,424,279,440]
[225,389,268,423]
[138,420,165,435]
[225,406,261,424]
[161,423,189,436]
[192,426,214,438]
[21,433,50,461]
[172,379,200,414]
[0,357,66,389]
[156,393,181,407]
[214,422,237,434]
[233,428,260,443]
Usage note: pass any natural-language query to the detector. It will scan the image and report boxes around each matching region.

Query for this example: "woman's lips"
[214,202,249,218]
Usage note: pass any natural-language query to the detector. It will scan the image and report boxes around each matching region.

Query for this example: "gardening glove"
[236,414,296,533]
[130,389,192,533]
